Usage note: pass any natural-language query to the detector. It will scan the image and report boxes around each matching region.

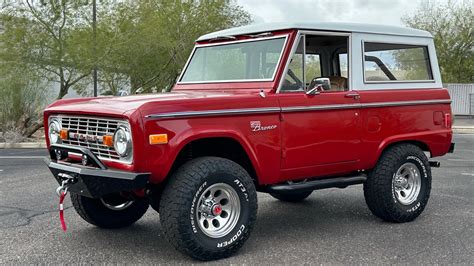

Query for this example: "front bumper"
[46,144,149,198]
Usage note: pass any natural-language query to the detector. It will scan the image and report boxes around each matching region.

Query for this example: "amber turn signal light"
[59,129,68,140]
[149,134,168,145]
[103,135,114,147]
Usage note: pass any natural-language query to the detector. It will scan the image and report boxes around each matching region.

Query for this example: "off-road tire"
[159,157,258,261]
[364,143,431,223]
[270,190,312,202]
[71,193,149,229]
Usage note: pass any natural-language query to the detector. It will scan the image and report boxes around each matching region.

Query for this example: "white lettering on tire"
[190,181,207,233]
[407,156,428,178]
[233,179,249,202]
[217,224,245,248]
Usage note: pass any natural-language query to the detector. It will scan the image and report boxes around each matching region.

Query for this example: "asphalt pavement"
[0,135,472,264]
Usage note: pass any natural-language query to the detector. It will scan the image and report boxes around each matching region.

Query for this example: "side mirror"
[306,84,323,95]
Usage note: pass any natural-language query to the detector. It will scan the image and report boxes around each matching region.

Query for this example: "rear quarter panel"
[357,88,452,171]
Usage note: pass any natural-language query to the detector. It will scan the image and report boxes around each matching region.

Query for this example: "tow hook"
[55,173,77,232]
[56,173,77,197]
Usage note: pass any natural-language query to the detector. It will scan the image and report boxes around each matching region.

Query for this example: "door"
[278,33,362,181]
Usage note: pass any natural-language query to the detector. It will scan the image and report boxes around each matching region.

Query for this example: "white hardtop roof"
[197,22,432,41]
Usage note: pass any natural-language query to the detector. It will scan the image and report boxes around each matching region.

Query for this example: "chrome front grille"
[54,115,130,163]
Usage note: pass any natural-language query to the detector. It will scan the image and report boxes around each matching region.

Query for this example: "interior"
[281,34,349,92]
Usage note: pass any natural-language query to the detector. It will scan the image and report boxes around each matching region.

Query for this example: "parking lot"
[0,134,472,264]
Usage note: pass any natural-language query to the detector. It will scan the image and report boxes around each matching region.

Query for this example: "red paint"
[43,29,453,188]
[212,205,222,216]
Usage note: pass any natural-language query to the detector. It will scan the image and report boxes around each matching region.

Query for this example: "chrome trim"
[360,99,451,108]
[282,103,360,112]
[49,115,133,165]
[145,107,281,119]
[277,30,353,93]
[145,99,450,119]
[282,99,451,113]
[361,40,435,84]
[177,35,289,84]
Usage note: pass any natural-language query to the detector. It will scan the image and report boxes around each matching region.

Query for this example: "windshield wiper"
[242,32,273,38]
[208,35,237,42]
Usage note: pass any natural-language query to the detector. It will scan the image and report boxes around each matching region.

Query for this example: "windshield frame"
[177,34,289,84]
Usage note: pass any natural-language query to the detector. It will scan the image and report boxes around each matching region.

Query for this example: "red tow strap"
[59,191,67,232]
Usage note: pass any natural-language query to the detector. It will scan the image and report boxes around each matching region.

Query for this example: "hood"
[44,90,263,118]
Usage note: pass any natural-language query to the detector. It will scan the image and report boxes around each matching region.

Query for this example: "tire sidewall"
[71,193,149,228]
[390,153,430,214]
[187,169,254,251]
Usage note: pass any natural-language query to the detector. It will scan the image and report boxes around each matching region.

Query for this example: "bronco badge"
[250,121,277,132]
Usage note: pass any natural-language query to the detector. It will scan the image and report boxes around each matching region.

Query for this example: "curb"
[453,127,474,134]
[0,142,47,149]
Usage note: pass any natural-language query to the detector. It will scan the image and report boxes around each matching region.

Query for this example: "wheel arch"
[166,133,261,184]
[380,140,431,156]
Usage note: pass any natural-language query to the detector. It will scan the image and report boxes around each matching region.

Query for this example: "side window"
[281,36,304,91]
[281,34,349,92]
[305,54,321,86]
[363,42,433,82]
[338,53,348,78]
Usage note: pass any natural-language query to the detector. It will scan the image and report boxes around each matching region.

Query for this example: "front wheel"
[364,144,431,223]
[159,157,258,261]
[71,193,149,229]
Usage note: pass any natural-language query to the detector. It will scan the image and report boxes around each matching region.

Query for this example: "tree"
[402,0,474,83]
[96,0,252,93]
[0,1,97,136]
[0,0,251,138]
[0,1,94,100]
[0,61,47,140]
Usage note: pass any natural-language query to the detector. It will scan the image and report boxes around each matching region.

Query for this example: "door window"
[281,36,304,91]
[281,34,349,92]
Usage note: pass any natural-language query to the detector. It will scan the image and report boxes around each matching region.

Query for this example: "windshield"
[180,36,287,83]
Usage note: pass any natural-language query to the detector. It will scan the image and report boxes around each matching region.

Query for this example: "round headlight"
[113,126,132,157]
[48,120,61,144]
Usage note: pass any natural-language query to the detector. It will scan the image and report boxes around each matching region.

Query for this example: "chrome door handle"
[345,93,360,100]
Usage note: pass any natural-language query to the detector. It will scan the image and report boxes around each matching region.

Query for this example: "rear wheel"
[270,190,312,202]
[71,193,149,229]
[364,144,431,223]
[159,157,257,261]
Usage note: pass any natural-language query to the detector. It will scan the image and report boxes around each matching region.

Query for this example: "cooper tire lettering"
[160,157,257,260]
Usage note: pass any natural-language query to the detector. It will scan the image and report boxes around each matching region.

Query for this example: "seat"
[328,76,348,91]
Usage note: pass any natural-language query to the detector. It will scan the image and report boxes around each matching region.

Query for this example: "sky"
[236,0,453,26]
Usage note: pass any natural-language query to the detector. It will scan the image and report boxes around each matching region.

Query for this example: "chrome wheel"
[100,195,134,211]
[392,162,422,205]
[196,183,240,238]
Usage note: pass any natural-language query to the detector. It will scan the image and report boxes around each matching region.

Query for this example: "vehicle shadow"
[66,188,384,263]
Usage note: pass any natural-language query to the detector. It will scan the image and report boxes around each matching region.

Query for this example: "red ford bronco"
[44,22,454,260]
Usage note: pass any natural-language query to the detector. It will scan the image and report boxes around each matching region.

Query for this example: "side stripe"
[145,99,451,119]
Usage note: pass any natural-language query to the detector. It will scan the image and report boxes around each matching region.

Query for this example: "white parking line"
[0,156,46,159]
[461,173,474,177]
[447,159,474,162]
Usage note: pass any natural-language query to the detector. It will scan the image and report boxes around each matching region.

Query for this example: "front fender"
[142,115,281,185]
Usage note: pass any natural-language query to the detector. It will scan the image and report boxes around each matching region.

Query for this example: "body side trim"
[145,107,281,119]
[145,99,451,119]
